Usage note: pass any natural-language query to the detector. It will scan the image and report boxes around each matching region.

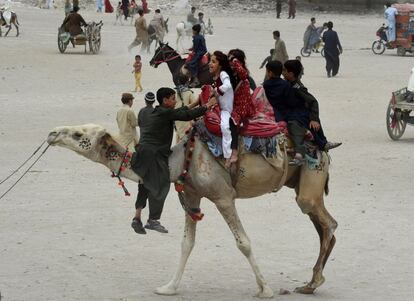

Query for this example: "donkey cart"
[386,87,414,140]
[58,21,103,54]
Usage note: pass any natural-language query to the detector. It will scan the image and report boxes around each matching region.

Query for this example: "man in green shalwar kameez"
[131,87,216,234]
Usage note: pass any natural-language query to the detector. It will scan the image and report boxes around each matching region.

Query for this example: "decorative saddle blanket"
[185,52,210,67]
[199,85,288,138]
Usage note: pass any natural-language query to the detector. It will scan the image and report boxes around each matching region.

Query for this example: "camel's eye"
[72,132,83,140]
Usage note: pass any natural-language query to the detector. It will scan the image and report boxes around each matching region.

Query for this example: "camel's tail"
[324,173,329,196]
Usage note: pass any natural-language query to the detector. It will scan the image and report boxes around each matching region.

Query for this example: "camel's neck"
[95,143,140,183]
[92,138,187,184]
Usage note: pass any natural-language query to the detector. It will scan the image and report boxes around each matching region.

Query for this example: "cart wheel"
[300,47,311,57]
[321,48,325,57]
[90,35,101,54]
[397,46,406,56]
[371,40,385,55]
[386,101,407,140]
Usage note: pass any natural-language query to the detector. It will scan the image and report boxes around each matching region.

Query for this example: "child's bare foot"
[230,150,238,164]
[225,158,232,169]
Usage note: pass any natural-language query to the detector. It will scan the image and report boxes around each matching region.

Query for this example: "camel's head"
[47,124,120,162]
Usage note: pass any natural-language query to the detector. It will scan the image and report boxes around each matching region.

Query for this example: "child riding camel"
[227,49,256,162]
[264,60,341,166]
[283,59,341,161]
[209,51,236,168]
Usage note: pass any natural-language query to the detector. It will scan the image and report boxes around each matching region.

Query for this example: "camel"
[46,123,337,298]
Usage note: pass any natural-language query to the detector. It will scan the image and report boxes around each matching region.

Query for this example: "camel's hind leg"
[216,199,274,299]
[155,194,200,296]
[294,168,337,294]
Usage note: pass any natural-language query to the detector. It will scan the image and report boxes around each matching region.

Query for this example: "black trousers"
[276,4,281,18]
[230,118,238,150]
[135,183,165,220]
[123,7,129,20]
[287,121,307,156]
[325,53,340,76]
[288,120,328,155]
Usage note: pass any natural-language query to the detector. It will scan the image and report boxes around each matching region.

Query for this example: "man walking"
[322,21,342,77]
[128,9,149,52]
[276,0,282,19]
[271,30,289,64]
[187,6,197,25]
[288,0,296,19]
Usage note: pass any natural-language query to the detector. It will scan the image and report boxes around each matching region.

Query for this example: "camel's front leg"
[155,205,199,295]
[216,200,274,299]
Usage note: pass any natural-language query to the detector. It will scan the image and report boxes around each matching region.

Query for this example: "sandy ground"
[1,3,414,301]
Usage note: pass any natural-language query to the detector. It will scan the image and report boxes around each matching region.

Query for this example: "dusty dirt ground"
[1,3,414,301]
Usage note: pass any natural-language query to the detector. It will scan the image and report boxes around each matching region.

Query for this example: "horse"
[149,42,213,87]
[176,19,213,51]
[175,21,193,50]
[0,9,19,37]
[148,18,169,52]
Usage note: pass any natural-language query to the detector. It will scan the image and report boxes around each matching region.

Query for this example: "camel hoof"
[255,285,274,299]
[154,285,178,296]
[294,285,315,295]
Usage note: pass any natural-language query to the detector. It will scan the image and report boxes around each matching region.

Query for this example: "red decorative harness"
[111,150,133,196]
[174,128,204,222]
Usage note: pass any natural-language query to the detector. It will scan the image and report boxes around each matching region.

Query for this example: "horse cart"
[58,21,103,54]
[372,3,414,56]
[386,87,414,140]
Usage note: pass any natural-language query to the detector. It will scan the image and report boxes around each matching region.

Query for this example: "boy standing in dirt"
[132,55,143,92]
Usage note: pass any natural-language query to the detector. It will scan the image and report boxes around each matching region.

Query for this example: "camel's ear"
[98,132,117,149]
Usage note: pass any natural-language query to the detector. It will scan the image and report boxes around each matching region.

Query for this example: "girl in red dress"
[227,48,256,164]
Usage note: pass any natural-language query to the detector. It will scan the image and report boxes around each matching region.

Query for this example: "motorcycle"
[371,24,388,55]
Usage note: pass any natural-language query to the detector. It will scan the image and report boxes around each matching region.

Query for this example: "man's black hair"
[273,30,280,37]
[284,60,303,79]
[73,6,80,12]
[155,8,160,13]
[135,54,141,59]
[156,87,176,104]
[266,60,283,78]
[311,17,315,22]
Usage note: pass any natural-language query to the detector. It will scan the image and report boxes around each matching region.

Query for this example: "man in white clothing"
[384,2,398,42]
[116,93,139,150]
